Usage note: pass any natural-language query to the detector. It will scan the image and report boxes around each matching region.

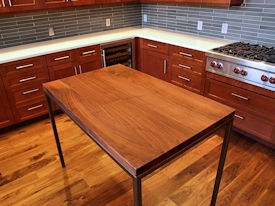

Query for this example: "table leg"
[45,94,66,168]
[133,176,142,206]
[210,119,233,206]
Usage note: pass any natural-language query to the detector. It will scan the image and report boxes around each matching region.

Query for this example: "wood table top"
[43,64,235,176]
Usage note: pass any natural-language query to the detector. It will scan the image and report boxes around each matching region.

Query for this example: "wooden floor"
[0,113,274,206]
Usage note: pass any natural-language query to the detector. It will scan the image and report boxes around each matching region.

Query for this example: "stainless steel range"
[206,42,275,91]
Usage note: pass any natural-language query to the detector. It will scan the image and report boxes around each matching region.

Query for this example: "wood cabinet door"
[79,59,101,74]
[0,77,14,128]
[48,63,77,81]
[71,0,95,6]
[8,0,40,12]
[140,49,169,81]
[41,0,70,9]
[0,0,9,13]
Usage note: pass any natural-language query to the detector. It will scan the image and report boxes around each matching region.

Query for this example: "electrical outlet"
[221,23,228,34]
[143,14,147,23]
[48,26,55,36]
[106,18,111,27]
[197,21,203,31]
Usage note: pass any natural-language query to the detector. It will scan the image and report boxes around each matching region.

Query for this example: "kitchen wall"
[0,3,141,49]
[142,0,275,46]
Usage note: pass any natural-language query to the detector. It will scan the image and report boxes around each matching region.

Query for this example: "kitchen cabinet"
[7,0,40,12]
[0,76,14,128]
[41,0,70,9]
[0,0,9,13]
[139,38,169,81]
[71,0,95,6]
[201,0,243,7]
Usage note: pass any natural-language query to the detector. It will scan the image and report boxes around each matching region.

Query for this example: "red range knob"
[217,62,223,69]
[261,75,268,82]
[233,67,240,74]
[241,70,248,76]
[269,77,275,84]
[210,61,217,68]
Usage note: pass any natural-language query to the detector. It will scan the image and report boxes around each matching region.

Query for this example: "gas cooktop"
[213,42,275,64]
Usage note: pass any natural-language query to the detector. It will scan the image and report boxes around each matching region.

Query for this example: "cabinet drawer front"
[14,99,48,123]
[205,78,275,121]
[46,50,75,66]
[169,45,205,61]
[142,39,169,54]
[0,56,46,77]
[233,110,275,145]
[170,56,205,76]
[4,71,49,89]
[171,69,204,94]
[76,45,100,63]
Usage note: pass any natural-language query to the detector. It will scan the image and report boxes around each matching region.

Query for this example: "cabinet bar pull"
[179,52,192,57]
[102,50,106,67]
[82,50,96,55]
[164,60,167,74]
[16,64,34,70]
[147,44,158,48]
[234,114,245,120]
[19,76,37,83]
[79,65,82,74]
[2,0,5,7]
[178,64,192,70]
[23,88,39,95]
[178,75,191,82]
[54,56,70,61]
[231,93,249,101]
[28,104,43,111]
[7,0,12,6]
[74,66,78,75]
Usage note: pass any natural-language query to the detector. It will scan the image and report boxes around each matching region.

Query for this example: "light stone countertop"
[0,27,233,64]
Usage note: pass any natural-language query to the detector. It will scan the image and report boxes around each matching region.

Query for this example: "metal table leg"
[45,94,66,168]
[133,176,142,206]
[210,119,233,206]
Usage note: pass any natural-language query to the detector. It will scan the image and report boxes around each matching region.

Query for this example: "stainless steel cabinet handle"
[74,66,78,75]
[2,0,6,7]
[79,65,82,74]
[82,50,96,55]
[178,64,192,70]
[16,64,34,70]
[234,114,245,120]
[7,0,11,6]
[178,75,191,82]
[164,60,167,74]
[23,88,39,95]
[28,104,43,111]
[147,44,158,49]
[19,76,37,83]
[231,93,249,101]
[102,50,106,67]
[54,56,70,61]
[179,52,192,57]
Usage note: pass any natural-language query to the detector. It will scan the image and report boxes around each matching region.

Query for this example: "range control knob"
[233,67,240,74]
[241,70,248,76]
[217,62,223,69]
[269,77,275,84]
[210,61,217,68]
[261,75,268,82]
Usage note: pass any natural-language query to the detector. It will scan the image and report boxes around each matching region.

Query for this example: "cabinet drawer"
[142,39,169,54]
[170,69,204,94]
[76,45,100,63]
[3,70,49,89]
[205,78,275,121]
[14,98,48,123]
[46,50,75,66]
[0,56,46,77]
[170,56,205,76]
[169,45,205,61]
[233,110,275,146]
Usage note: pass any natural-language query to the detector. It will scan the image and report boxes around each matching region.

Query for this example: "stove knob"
[240,70,248,76]
[217,62,223,69]
[233,67,240,74]
[261,75,268,82]
[210,61,217,68]
[269,77,275,84]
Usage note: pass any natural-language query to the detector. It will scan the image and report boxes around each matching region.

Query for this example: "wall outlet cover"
[222,23,228,34]
[197,21,203,30]
[106,18,111,27]
[48,26,55,36]
[143,14,147,23]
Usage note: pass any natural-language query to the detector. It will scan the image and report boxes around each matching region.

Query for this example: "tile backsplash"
[142,0,275,46]
[0,3,141,49]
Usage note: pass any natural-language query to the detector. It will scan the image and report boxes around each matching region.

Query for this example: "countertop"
[0,27,233,64]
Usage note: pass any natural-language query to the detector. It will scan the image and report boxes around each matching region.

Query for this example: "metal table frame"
[45,93,233,206]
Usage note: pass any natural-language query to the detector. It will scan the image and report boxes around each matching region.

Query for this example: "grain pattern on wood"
[43,64,234,176]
